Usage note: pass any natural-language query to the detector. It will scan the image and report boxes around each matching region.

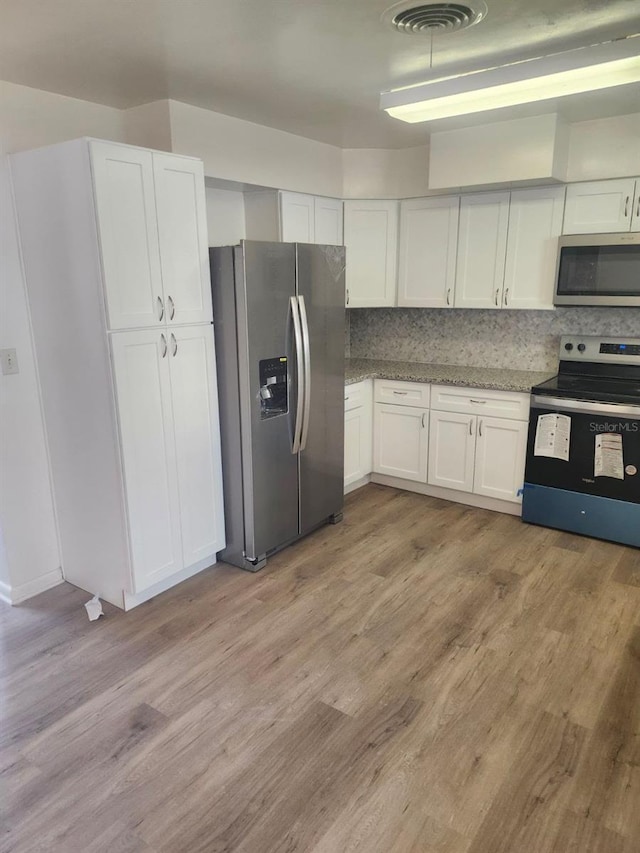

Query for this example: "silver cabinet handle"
[346,288,350,306]
[624,195,630,218]
[470,399,486,404]
[495,288,500,306]
[344,396,349,402]
[168,295,175,320]
[636,194,640,219]
[290,296,304,454]
[160,333,167,358]
[446,288,451,306]
[170,333,177,357]
[298,294,312,451]
[393,390,408,396]
[469,419,473,436]
[479,419,483,437]
[157,296,164,321]
[422,412,426,428]
[504,287,509,307]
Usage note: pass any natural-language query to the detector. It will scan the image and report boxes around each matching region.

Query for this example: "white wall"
[566,113,640,182]
[168,100,344,196]
[342,146,430,199]
[0,83,125,603]
[206,187,246,246]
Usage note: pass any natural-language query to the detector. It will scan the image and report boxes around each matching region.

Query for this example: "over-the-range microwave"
[554,232,640,307]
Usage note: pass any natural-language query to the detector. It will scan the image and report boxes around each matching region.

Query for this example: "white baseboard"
[0,567,64,605]
[370,474,522,517]
[344,474,371,495]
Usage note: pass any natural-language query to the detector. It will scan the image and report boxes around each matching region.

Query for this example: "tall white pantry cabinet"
[11,139,226,609]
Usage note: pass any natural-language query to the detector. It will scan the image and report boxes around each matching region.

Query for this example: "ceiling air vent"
[384,1,488,34]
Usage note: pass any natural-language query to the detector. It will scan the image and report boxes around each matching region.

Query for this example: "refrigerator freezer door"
[296,244,346,534]
[236,241,301,562]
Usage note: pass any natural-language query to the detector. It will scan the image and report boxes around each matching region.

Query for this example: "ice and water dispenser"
[258,357,288,419]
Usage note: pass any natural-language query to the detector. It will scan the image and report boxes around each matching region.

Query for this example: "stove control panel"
[560,336,640,364]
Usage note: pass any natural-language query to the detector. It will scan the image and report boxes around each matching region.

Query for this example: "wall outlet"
[0,348,19,375]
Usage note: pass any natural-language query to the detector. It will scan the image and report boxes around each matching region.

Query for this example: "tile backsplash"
[349,307,640,373]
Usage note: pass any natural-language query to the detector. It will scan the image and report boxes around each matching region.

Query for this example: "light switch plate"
[0,348,19,375]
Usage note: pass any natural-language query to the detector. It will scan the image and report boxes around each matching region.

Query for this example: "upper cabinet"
[91,142,212,330]
[279,191,343,244]
[563,178,640,234]
[344,200,398,308]
[455,192,510,309]
[503,186,565,310]
[398,196,459,308]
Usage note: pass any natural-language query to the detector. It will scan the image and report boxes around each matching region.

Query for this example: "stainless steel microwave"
[554,232,640,307]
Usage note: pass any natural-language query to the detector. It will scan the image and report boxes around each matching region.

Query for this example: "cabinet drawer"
[430,385,529,420]
[374,379,430,408]
[344,380,371,412]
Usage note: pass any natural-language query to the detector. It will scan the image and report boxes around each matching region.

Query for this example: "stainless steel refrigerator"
[210,240,346,571]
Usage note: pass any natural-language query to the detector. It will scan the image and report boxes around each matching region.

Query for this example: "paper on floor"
[84,595,104,621]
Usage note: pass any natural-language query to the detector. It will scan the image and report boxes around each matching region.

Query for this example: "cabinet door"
[344,407,372,487]
[398,196,459,308]
[153,153,213,325]
[110,329,183,592]
[373,403,428,482]
[344,201,398,308]
[455,192,510,309]
[168,325,226,567]
[280,192,315,242]
[315,197,343,245]
[563,179,637,234]
[503,187,565,310]
[474,416,527,503]
[427,410,476,493]
[91,142,163,330]
[631,179,640,233]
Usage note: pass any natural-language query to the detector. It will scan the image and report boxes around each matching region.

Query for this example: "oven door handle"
[530,394,640,418]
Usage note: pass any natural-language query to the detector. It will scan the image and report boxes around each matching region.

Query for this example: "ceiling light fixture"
[380,35,640,123]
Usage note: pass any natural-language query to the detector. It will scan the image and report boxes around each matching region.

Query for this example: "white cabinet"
[91,141,164,330]
[373,404,428,482]
[11,138,225,609]
[344,200,398,308]
[428,385,529,504]
[111,329,184,590]
[563,178,640,234]
[428,410,476,492]
[455,192,510,308]
[398,196,459,308]
[153,153,213,325]
[474,416,528,502]
[372,378,429,483]
[344,380,373,490]
[279,192,343,244]
[503,186,565,310]
[314,197,344,245]
[92,143,212,330]
[112,325,225,592]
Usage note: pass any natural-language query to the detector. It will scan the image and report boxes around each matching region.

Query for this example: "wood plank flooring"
[2,483,639,852]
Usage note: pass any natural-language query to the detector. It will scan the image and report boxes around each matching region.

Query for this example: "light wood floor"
[2,484,640,852]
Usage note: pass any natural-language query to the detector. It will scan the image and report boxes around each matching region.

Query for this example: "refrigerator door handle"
[298,294,312,451]
[290,296,305,454]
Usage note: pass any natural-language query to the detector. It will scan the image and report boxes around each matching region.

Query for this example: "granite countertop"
[345,357,554,394]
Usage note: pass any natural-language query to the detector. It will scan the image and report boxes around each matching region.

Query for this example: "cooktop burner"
[532,335,640,406]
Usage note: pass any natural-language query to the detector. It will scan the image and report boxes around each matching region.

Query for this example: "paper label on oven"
[594,433,624,480]
[534,413,571,461]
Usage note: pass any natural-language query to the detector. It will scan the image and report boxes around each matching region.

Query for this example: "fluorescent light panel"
[381,37,640,123]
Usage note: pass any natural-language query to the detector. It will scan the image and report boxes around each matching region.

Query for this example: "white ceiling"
[2,0,639,148]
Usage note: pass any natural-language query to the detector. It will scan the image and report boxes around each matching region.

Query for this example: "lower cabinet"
[347,377,529,510]
[111,324,226,594]
[429,410,527,502]
[373,404,429,482]
[344,380,373,490]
